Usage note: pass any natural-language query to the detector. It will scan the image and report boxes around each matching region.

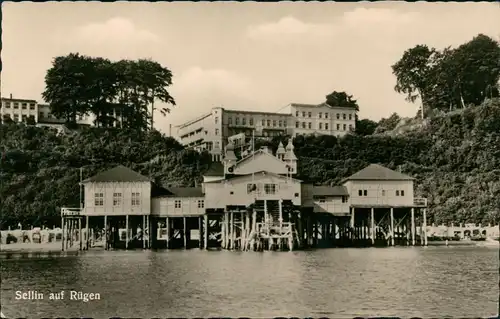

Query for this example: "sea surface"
[1,246,498,318]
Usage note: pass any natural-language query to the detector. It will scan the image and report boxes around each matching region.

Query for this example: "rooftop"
[343,164,414,182]
[1,97,37,103]
[302,185,349,197]
[81,165,152,183]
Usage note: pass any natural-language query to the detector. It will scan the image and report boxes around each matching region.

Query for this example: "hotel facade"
[177,102,357,153]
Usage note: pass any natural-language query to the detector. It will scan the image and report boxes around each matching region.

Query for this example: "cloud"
[75,17,159,46]
[247,16,335,39]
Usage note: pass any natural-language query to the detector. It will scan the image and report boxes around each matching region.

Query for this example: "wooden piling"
[370,208,375,245]
[166,217,170,249]
[142,215,146,249]
[85,215,89,250]
[390,208,394,246]
[203,214,208,249]
[423,208,428,246]
[125,215,129,250]
[411,208,415,246]
[79,218,82,251]
[61,216,65,251]
[183,217,187,249]
[104,215,108,250]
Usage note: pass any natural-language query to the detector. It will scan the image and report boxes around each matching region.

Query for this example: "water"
[1,247,498,318]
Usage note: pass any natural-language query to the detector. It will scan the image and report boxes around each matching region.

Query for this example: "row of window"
[2,114,35,122]
[317,196,348,203]
[246,183,278,195]
[2,101,36,110]
[358,190,406,197]
[174,200,205,209]
[226,116,289,128]
[295,122,353,131]
[295,111,353,121]
[94,192,141,206]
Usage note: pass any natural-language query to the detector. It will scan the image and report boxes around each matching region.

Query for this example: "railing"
[61,207,83,216]
[414,198,428,207]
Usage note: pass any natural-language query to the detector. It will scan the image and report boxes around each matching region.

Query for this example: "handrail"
[61,207,83,216]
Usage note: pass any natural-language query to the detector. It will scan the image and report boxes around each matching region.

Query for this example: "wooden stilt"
[199,216,203,249]
[147,215,151,248]
[125,215,129,250]
[142,215,146,249]
[166,217,170,249]
[183,216,187,249]
[79,218,82,251]
[204,214,208,249]
[103,215,108,250]
[411,208,415,246]
[423,208,428,246]
[390,208,394,246]
[371,208,375,245]
[85,215,89,250]
[61,216,65,251]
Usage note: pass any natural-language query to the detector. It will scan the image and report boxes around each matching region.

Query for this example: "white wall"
[83,182,152,216]
[204,173,302,208]
[235,151,289,175]
[151,197,205,217]
[344,180,414,206]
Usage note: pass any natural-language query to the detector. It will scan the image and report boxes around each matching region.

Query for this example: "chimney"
[10,93,13,99]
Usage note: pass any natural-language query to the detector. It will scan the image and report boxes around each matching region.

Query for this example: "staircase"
[266,200,281,226]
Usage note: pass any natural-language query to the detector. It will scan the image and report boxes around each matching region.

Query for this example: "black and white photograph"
[1,1,499,318]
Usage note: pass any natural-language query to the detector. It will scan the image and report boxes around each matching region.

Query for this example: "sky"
[2,2,499,135]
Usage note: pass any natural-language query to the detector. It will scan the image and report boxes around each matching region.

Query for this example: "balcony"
[413,198,428,207]
[61,207,83,216]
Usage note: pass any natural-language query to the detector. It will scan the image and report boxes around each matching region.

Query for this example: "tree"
[325,91,359,111]
[41,53,176,131]
[392,45,437,119]
[355,118,378,136]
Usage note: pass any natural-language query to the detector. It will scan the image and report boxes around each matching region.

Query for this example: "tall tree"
[392,45,437,119]
[325,91,359,111]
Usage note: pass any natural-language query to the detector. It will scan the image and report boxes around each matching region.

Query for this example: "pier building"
[61,138,428,251]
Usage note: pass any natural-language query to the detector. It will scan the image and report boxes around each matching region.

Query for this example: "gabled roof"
[81,165,152,183]
[302,184,349,197]
[204,171,301,183]
[204,162,224,177]
[236,148,285,166]
[164,187,204,198]
[343,164,414,182]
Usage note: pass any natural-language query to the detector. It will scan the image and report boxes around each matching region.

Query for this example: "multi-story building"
[177,102,357,153]
[62,137,428,251]
[1,96,95,127]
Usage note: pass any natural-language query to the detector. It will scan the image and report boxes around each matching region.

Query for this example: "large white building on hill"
[176,102,357,154]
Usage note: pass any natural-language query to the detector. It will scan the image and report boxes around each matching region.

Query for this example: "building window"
[94,193,104,206]
[21,103,27,109]
[319,112,322,118]
[296,121,299,128]
[13,114,19,122]
[215,141,220,149]
[267,120,271,126]
[295,111,299,117]
[358,190,362,196]
[39,112,45,118]
[13,102,19,109]
[364,190,367,196]
[278,120,282,127]
[4,102,10,108]
[358,190,368,196]
[325,123,329,130]
[318,197,326,203]
[215,129,219,135]
[302,111,306,117]
[308,122,312,129]
[342,196,348,203]
[198,200,204,208]
[401,190,405,196]
[242,118,247,125]
[28,115,35,123]
[396,190,400,196]
[302,122,306,128]
[228,117,232,124]
[264,183,277,194]
[319,123,323,129]
[236,117,240,125]
[215,117,219,124]
[343,124,346,131]
[308,112,311,118]
[325,113,328,119]
[175,200,182,208]
[349,114,352,120]
[336,124,340,130]
[131,192,140,206]
[349,124,353,131]
[343,113,346,120]
[382,190,386,196]
[272,120,276,127]
[336,113,340,120]
[29,103,35,110]
[113,193,122,206]
[249,118,253,126]
[21,115,27,122]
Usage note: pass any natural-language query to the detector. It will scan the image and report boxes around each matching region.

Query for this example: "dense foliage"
[42,53,176,130]
[392,34,500,118]
[1,99,499,228]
